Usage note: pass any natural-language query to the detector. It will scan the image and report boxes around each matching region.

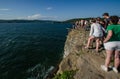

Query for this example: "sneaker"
[113,67,118,73]
[101,65,108,72]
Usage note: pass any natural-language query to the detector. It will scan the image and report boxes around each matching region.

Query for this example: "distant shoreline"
[0,18,104,23]
[0,17,119,23]
[0,20,63,23]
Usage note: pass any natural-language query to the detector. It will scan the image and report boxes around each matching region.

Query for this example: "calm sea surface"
[0,22,71,79]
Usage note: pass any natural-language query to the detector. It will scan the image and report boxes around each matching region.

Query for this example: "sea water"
[0,22,71,79]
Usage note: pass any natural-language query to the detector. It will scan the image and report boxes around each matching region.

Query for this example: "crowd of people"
[73,13,120,73]
[73,19,90,30]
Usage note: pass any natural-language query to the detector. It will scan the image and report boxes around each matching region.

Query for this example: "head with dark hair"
[110,16,119,25]
[96,17,101,21]
[102,13,109,19]
[91,18,96,23]
[96,17,102,23]
[103,13,109,16]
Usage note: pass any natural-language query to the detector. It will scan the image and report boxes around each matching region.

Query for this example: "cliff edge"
[57,29,120,79]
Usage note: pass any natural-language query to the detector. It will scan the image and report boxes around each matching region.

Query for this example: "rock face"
[58,29,120,79]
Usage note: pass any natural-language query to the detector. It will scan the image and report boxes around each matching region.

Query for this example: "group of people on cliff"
[73,19,90,30]
[74,13,120,73]
[73,13,120,30]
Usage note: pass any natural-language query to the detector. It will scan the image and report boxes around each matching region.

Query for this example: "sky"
[0,0,119,21]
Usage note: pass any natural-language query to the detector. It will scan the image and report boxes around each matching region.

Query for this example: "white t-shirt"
[89,23,104,37]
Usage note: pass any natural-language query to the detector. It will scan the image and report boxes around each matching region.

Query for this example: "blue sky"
[0,0,119,21]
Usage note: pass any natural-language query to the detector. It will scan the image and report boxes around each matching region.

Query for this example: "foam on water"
[27,63,54,79]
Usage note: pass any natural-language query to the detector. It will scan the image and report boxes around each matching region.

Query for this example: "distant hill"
[0,16,119,23]
[0,20,62,23]
[0,18,92,23]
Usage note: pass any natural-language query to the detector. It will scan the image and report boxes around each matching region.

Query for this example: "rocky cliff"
[57,29,120,79]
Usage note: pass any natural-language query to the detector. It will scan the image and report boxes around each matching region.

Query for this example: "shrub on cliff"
[53,70,76,79]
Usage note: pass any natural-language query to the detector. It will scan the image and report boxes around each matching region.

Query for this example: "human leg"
[101,50,113,71]
[112,50,120,73]
[114,50,120,69]
[105,50,113,67]
[95,38,100,52]
[85,36,94,48]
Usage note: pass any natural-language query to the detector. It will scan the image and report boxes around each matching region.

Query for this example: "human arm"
[102,27,106,33]
[104,30,113,43]
[89,24,94,36]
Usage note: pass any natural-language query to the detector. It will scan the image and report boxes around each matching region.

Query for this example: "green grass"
[53,70,76,79]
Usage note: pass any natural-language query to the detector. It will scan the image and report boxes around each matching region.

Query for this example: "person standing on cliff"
[102,13,110,29]
[80,19,85,28]
[85,18,104,52]
[101,16,120,73]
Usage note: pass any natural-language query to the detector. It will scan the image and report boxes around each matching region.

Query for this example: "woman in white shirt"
[85,19,104,52]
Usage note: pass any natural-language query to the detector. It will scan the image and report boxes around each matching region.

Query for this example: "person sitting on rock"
[101,16,120,73]
[85,18,104,52]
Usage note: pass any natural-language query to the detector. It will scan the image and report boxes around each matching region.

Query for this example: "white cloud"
[46,7,53,10]
[0,8,10,11]
[27,14,57,20]
[17,14,57,20]
[27,14,42,20]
